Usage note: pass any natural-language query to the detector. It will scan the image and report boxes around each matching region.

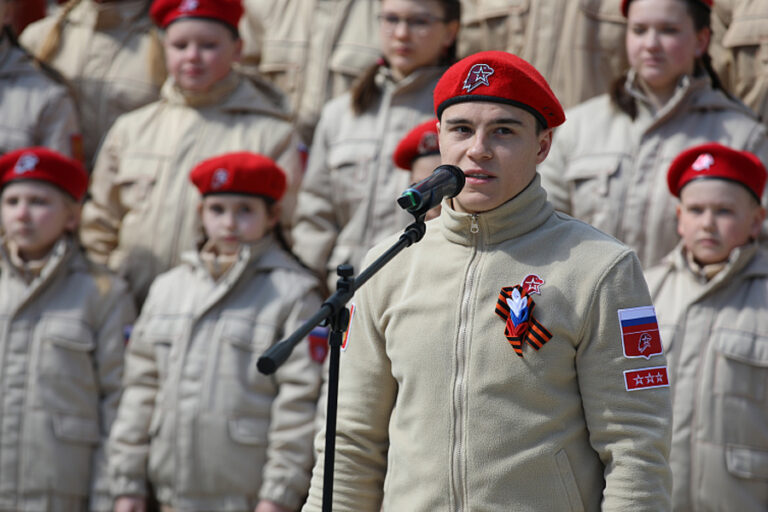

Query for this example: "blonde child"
[109,152,323,512]
[645,142,768,511]
[80,0,303,309]
[0,147,135,512]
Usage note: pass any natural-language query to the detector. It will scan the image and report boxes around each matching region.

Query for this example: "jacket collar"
[439,173,554,247]
[668,240,768,290]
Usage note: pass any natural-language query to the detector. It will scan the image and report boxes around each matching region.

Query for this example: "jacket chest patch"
[494,275,552,357]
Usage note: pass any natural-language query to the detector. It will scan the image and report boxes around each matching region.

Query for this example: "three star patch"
[494,275,552,357]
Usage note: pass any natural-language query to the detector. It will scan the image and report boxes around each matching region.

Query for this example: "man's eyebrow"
[443,117,524,126]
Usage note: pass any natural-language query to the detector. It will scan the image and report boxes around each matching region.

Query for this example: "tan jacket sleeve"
[576,251,672,511]
[303,269,396,511]
[89,276,136,511]
[80,121,126,265]
[107,301,161,498]
[538,126,574,215]
[290,109,338,282]
[260,287,323,510]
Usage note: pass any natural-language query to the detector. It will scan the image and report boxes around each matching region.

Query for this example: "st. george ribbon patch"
[495,282,552,357]
[617,306,663,360]
[624,366,670,391]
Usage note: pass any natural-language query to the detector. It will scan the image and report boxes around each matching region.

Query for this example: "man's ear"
[535,128,553,164]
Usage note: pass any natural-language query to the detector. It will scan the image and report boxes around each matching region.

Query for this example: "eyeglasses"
[377,13,446,34]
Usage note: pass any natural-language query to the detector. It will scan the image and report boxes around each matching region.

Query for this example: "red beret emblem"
[179,0,199,12]
[462,63,495,93]
[211,168,229,190]
[14,153,39,174]
[692,153,714,172]
[417,132,439,154]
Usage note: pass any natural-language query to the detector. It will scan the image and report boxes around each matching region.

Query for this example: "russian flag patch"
[617,306,663,360]
[624,366,670,391]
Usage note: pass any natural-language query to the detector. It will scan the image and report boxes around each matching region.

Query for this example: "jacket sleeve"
[107,294,161,498]
[576,250,673,511]
[89,276,136,511]
[538,124,574,215]
[269,127,305,234]
[80,121,126,266]
[34,86,82,161]
[741,122,768,246]
[302,267,396,512]
[259,282,323,510]
[290,105,339,284]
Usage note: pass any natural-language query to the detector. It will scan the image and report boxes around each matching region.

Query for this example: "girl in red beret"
[291,0,460,293]
[0,147,135,512]
[645,143,768,512]
[539,0,768,270]
[78,0,304,310]
[109,152,322,512]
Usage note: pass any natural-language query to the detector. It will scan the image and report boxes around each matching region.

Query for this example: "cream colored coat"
[239,0,380,144]
[0,38,80,158]
[291,66,444,292]
[645,243,768,512]
[20,0,163,168]
[458,0,628,108]
[711,0,768,125]
[539,72,768,269]
[303,176,672,511]
[108,240,323,511]
[0,238,135,512]
[80,73,303,308]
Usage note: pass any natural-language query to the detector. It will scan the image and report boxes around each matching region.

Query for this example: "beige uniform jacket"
[539,72,768,269]
[0,38,80,158]
[458,0,628,108]
[303,175,672,511]
[645,243,768,511]
[20,0,163,168]
[711,0,768,125]
[0,237,135,512]
[109,240,323,512]
[291,66,444,292]
[80,73,303,308]
[238,0,380,144]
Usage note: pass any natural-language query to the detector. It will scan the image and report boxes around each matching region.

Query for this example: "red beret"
[150,0,244,29]
[189,152,287,201]
[667,143,766,201]
[433,51,565,129]
[621,0,713,17]
[393,119,440,171]
[0,147,88,201]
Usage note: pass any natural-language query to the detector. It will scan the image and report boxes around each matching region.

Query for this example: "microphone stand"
[257,216,427,512]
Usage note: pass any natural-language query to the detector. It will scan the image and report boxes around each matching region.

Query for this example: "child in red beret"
[0,147,135,512]
[109,152,322,512]
[80,0,303,310]
[393,118,443,220]
[645,142,768,512]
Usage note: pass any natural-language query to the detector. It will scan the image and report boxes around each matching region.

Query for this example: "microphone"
[397,164,465,217]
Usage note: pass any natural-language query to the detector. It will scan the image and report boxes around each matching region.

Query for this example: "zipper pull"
[470,215,479,234]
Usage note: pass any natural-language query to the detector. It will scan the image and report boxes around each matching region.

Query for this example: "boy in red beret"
[393,119,442,220]
[109,152,322,512]
[0,147,135,512]
[303,50,672,511]
[80,0,303,310]
[645,143,768,512]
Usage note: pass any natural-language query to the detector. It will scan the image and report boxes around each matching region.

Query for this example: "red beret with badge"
[393,119,440,171]
[189,152,287,201]
[0,147,88,201]
[150,0,244,29]
[433,50,565,129]
[667,142,767,201]
[621,0,712,17]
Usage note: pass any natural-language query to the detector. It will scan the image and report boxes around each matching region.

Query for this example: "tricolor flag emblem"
[618,306,663,360]
[624,366,670,391]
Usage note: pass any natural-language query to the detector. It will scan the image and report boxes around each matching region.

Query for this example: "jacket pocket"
[259,40,304,96]
[38,316,96,386]
[219,316,276,386]
[228,417,268,446]
[327,141,377,223]
[721,13,768,50]
[714,329,768,401]
[52,413,101,445]
[578,0,625,22]
[115,155,160,210]
[727,444,768,480]
[328,44,380,77]
[554,449,586,512]
[563,154,621,228]
[141,316,182,381]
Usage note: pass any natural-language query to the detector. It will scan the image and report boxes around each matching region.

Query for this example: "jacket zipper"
[450,214,481,510]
